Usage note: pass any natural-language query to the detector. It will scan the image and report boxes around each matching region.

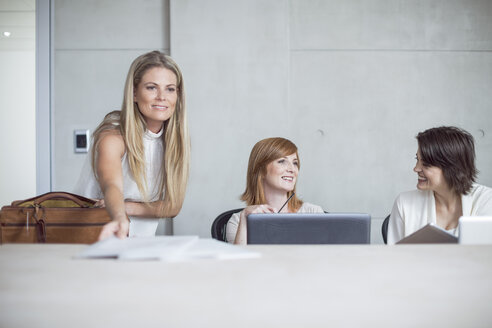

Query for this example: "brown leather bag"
[0,192,111,244]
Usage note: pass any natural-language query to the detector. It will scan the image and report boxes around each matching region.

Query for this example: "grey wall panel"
[290,50,492,219]
[53,0,170,191]
[171,0,492,243]
[290,0,492,50]
[55,0,168,49]
[51,0,492,244]
[53,50,164,191]
[36,0,52,195]
[171,0,290,237]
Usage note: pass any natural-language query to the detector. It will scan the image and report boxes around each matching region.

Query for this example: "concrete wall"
[171,0,492,243]
[52,0,492,243]
[53,0,170,190]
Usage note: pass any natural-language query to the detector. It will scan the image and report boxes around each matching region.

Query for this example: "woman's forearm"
[102,185,129,223]
[125,200,180,218]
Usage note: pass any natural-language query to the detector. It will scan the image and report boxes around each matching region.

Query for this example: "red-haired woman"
[226,137,323,244]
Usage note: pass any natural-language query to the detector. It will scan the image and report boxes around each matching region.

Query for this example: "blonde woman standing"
[75,51,190,240]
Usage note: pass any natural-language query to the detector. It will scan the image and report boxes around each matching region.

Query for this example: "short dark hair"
[417,126,478,195]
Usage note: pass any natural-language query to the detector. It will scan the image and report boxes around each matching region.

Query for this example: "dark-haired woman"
[387,126,492,244]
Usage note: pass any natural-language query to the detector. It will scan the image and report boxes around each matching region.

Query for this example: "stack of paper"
[74,236,261,261]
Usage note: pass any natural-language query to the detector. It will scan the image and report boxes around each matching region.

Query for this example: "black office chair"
[381,214,390,244]
[211,208,244,242]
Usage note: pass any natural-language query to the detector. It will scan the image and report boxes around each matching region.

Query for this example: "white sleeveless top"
[74,128,171,237]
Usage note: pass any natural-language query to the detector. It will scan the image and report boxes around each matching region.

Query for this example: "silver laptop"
[459,216,492,245]
[247,212,371,244]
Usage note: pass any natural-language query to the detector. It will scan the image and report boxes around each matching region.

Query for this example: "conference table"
[1,242,491,328]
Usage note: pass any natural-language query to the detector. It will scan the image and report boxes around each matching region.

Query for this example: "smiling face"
[134,66,178,133]
[414,148,449,192]
[262,153,299,194]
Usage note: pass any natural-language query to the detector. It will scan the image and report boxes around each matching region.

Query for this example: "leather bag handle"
[33,192,93,208]
[11,192,95,208]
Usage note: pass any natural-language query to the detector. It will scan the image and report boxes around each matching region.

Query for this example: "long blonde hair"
[91,51,190,216]
[241,137,303,212]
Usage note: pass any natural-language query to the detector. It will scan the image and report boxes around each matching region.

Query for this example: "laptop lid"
[459,216,492,245]
[246,213,371,244]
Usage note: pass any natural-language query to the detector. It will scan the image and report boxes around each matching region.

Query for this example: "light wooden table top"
[1,243,491,328]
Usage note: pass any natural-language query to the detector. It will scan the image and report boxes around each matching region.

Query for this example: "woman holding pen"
[226,137,324,244]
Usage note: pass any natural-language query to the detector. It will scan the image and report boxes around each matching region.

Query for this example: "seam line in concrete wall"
[54,48,170,52]
[290,48,492,53]
[286,0,291,122]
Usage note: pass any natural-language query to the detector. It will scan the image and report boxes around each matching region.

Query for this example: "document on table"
[175,238,261,261]
[74,236,261,261]
[397,223,458,244]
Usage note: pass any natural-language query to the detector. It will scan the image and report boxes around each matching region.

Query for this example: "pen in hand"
[278,192,295,213]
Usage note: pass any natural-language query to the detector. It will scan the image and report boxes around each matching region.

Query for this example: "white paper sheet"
[177,239,261,261]
[74,236,261,261]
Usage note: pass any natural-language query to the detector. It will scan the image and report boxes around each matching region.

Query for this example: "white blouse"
[387,184,492,244]
[74,128,170,237]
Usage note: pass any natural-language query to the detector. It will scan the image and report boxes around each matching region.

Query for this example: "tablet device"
[459,216,492,245]
[246,212,371,244]
[396,223,458,244]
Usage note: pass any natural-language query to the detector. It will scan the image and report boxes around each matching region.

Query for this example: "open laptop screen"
[459,216,492,245]
[247,213,371,244]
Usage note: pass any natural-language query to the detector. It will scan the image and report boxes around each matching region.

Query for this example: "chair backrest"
[381,215,390,244]
[211,208,244,242]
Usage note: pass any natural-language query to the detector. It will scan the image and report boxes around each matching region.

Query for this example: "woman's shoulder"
[468,184,492,200]
[395,189,430,203]
[298,202,324,213]
[99,130,124,144]
[97,131,125,157]
[93,111,123,141]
